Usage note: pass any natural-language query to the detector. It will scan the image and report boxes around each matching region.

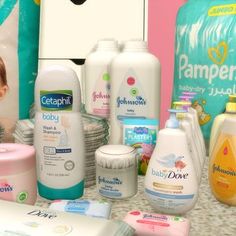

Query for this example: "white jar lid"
[96,145,136,169]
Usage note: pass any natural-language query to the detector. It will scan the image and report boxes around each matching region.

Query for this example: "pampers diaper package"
[0,0,40,142]
[173,0,236,140]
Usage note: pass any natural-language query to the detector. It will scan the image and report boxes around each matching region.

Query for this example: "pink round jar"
[0,143,37,205]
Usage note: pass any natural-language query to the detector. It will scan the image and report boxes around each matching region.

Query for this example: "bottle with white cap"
[145,109,198,214]
[85,39,119,118]
[34,65,85,200]
[109,39,161,144]
[209,94,236,156]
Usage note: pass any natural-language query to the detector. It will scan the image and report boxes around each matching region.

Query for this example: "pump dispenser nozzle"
[173,101,191,112]
[179,95,194,102]
[166,109,186,128]
[226,94,236,113]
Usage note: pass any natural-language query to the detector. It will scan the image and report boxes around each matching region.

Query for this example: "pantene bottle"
[145,110,198,214]
[34,65,85,200]
[209,95,236,156]
[209,118,236,206]
[85,39,119,118]
[109,40,161,144]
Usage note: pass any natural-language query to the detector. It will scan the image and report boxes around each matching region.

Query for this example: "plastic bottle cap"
[165,109,186,129]
[123,40,148,52]
[229,94,236,103]
[226,102,236,113]
[173,101,191,111]
[97,39,118,50]
[179,95,194,102]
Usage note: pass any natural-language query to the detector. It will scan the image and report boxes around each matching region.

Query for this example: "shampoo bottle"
[145,110,198,214]
[209,118,236,206]
[34,65,85,200]
[179,93,206,163]
[174,100,205,168]
[209,95,236,156]
[174,107,202,183]
[85,39,119,118]
[109,40,161,144]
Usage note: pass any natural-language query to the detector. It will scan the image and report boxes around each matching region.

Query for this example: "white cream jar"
[95,145,137,199]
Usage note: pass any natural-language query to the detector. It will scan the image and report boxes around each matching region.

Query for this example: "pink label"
[137,219,170,227]
[91,72,110,117]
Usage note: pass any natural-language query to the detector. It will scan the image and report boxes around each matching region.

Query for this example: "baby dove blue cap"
[166,109,186,129]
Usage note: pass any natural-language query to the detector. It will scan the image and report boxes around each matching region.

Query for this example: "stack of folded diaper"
[82,113,109,187]
[0,125,5,143]
[13,119,34,145]
[13,114,109,187]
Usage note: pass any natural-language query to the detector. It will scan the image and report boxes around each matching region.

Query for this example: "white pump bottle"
[145,109,199,214]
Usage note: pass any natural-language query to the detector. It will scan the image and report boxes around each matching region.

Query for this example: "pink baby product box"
[124,211,190,236]
[0,143,37,205]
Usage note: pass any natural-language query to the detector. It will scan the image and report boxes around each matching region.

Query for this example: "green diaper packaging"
[0,0,40,142]
[173,0,236,140]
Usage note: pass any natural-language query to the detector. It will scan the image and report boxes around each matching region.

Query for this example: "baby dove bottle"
[109,40,161,144]
[85,39,119,118]
[145,110,198,214]
[34,65,85,200]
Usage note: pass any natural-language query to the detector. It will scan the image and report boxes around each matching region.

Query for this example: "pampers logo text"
[179,41,236,84]
[40,90,73,111]
[117,96,146,108]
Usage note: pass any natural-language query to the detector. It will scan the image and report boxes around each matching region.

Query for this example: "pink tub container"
[0,143,37,205]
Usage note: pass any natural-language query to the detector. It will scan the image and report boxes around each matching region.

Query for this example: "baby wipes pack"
[0,0,40,142]
[173,0,236,139]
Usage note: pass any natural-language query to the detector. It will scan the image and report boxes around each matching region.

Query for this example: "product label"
[91,72,110,117]
[174,9,236,140]
[208,4,236,17]
[210,136,236,201]
[40,90,73,111]
[115,69,148,123]
[0,221,73,236]
[124,126,157,175]
[36,112,84,188]
[96,166,137,198]
[146,153,196,211]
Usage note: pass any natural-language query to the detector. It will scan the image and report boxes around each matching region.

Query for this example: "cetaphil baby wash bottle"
[109,39,161,144]
[209,95,236,156]
[85,39,119,118]
[34,65,85,200]
[145,109,198,214]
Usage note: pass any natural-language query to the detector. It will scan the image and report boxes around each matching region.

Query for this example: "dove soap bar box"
[145,110,198,214]
[123,119,159,175]
[0,199,134,236]
[34,65,85,200]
